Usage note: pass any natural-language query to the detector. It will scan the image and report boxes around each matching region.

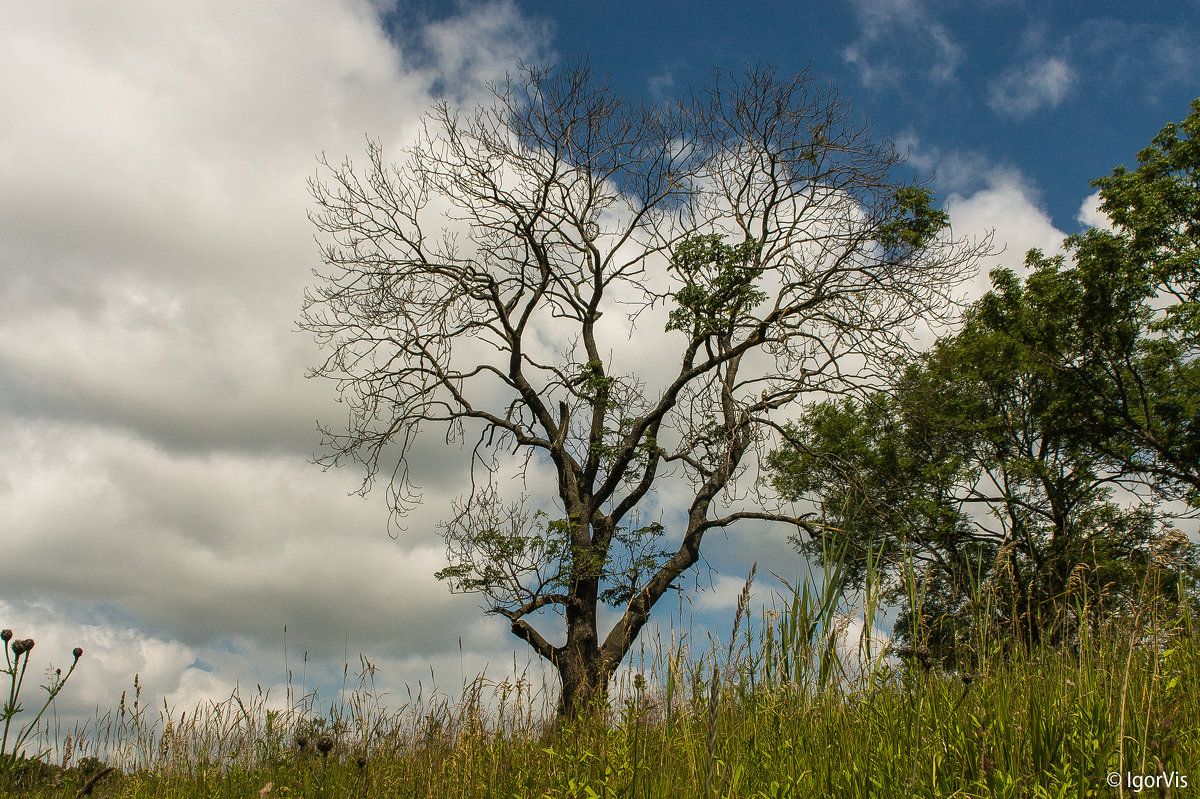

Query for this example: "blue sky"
[0,0,1197,742]
[504,0,1199,232]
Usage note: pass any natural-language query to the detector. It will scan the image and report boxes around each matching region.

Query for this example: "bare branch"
[301,62,986,717]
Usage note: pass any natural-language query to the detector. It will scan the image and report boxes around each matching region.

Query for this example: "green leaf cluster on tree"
[768,101,1200,666]
[665,234,766,339]
[878,186,951,254]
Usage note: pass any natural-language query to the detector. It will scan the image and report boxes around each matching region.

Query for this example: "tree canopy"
[985,100,1200,505]
[769,100,1200,665]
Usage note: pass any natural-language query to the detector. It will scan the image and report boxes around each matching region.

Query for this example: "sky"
[2,0,1198,740]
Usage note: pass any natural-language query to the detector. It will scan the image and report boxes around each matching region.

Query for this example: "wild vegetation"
[2,549,1196,798]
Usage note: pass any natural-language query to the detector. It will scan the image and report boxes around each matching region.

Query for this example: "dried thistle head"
[1,629,11,642]
[316,735,334,756]
[73,647,84,661]
[11,638,34,657]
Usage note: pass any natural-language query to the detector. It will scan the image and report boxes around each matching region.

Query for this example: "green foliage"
[768,100,1200,663]
[666,235,765,339]
[596,519,669,607]
[436,505,670,611]
[769,294,1197,661]
[983,99,1200,506]
[766,392,970,593]
[1093,98,1200,278]
[572,360,615,406]
[878,186,950,253]
[435,505,569,598]
[9,575,1198,798]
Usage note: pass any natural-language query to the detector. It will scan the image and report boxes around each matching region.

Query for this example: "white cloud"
[835,612,892,679]
[0,419,499,653]
[691,573,752,614]
[946,169,1067,296]
[1065,19,1198,107]
[0,598,254,734]
[0,0,438,458]
[418,0,554,101]
[988,55,1075,119]
[899,135,1067,299]
[647,67,676,99]
[842,0,963,88]
[0,0,550,740]
[1076,190,1113,231]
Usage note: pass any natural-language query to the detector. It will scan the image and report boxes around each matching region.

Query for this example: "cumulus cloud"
[647,67,677,99]
[0,0,552,736]
[690,573,752,614]
[0,419,495,645]
[0,597,286,733]
[1066,19,1198,106]
[418,0,554,100]
[835,612,892,679]
[842,0,963,88]
[988,55,1075,119]
[0,0,435,459]
[900,137,1067,297]
[946,169,1067,296]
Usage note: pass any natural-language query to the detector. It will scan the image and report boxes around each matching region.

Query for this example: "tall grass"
[4,558,1196,798]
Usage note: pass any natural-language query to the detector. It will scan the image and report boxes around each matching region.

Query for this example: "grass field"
[3,564,1197,798]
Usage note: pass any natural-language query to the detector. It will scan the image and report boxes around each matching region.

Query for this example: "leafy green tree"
[769,305,1176,663]
[302,63,982,717]
[769,99,1200,660]
[984,100,1200,505]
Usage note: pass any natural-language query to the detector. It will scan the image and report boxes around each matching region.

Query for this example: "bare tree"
[301,63,984,718]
